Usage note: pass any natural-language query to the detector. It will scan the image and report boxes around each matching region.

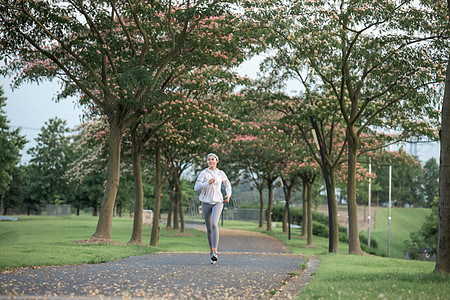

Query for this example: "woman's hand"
[224,195,230,203]
[208,178,215,184]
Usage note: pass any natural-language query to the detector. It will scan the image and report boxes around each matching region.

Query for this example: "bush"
[312,221,329,237]
[272,205,382,255]
[271,205,330,226]
[271,205,302,225]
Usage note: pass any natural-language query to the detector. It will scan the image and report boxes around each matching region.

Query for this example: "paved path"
[0,228,319,299]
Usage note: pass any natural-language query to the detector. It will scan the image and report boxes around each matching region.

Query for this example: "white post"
[368,158,371,247]
[388,161,392,256]
[346,215,349,235]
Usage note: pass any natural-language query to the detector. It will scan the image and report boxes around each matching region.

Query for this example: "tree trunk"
[150,142,162,247]
[118,204,122,217]
[329,167,339,253]
[302,180,307,237]
[176,175,185,233]
[435,51,450,274]
[282,186,292,233]
[92,115,123,241]
[258,186,264,228]
[306,181,313,246]
[347,131,363,254]
[0,196,4,216]
[167,178,175,229]
[173,178,180,230]
[129,134,144,244]
[266,178,274,231]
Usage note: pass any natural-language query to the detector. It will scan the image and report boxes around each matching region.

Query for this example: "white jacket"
[194,168,232,204]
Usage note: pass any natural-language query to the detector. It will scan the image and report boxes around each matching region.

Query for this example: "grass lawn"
[220,219,449,300]
[0,215,208,271]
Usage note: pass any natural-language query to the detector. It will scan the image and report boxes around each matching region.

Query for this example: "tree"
[2,165,25,215]
[218,113,291,231]
[27,117,71,205]
[435,0,450,275]
[423,158,439,208]
[239,87,350,251]
[64,120,108,216]
[0,86,26,214]
[128,66,248,245]
[248,0,444,254]
[370,148,424,207]
[0,0,249,242]
[406,198,438,259]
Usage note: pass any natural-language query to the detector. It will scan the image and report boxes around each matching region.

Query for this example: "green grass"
[220,220,448,300]
[0,215,208,271]
[299,253,448,300]
[366,208,431,258]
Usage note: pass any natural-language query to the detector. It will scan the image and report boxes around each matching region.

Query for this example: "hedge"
[271,205,381,253]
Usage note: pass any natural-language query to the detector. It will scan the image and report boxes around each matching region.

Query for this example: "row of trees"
[0,0,448,273]
[1,109,440,212]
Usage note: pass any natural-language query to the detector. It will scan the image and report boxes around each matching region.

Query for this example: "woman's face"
[207,155,218,169]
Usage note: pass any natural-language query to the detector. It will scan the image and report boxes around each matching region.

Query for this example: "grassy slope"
[366,208,430,258]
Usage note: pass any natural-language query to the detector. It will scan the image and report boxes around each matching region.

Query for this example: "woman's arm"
[222,172,232,197]
[194,171,209,192]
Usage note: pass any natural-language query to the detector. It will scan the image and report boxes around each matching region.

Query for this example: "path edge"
[273,255,320,299]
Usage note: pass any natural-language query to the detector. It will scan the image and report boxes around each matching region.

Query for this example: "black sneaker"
[211,252,218,262]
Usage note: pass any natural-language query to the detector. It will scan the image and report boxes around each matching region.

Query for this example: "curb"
[273,255,320,299]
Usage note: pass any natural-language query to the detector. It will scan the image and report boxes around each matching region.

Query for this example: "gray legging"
[201,202,223,249]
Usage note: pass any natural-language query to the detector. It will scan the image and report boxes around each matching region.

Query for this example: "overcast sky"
[1,57,440,165]
[1,76,83,163]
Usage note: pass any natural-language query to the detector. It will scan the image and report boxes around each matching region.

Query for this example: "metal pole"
[368,158,371,248]
[388,162,392,255]
[280,176,291,240]
[310,116,334,252]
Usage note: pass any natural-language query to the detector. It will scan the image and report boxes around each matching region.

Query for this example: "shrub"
[271,205,329,226]
[272,205,382,255]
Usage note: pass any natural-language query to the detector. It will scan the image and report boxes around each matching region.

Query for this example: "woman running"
[194,153,232,264]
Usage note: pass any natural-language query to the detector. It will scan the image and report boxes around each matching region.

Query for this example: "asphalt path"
[0,228,318,299]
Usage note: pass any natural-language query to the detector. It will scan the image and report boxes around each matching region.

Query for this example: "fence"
[46,204,71,216]
[187,180,301,221]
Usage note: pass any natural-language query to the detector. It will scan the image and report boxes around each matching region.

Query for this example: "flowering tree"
[128,66,247,245]
[0,0,253,241]
[369,148,424,207]
[278,133,318,244]
[246,0,445,254]
[64,118,111,216]
[216,107,293,230]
